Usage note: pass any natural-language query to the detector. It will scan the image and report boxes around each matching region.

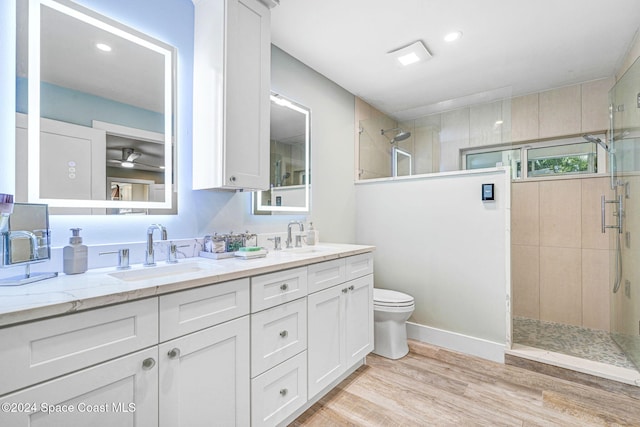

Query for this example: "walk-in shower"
[511,61,640,380]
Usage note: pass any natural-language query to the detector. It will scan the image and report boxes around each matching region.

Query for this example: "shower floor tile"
[513,317,637,370]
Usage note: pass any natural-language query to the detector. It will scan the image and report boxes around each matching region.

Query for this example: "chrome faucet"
[286,221,304,248]
[144,224,167,267]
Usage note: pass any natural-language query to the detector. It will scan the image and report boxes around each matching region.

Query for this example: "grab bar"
[601,195,623,234]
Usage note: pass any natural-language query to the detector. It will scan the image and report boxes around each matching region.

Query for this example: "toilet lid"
[373,288,414,305]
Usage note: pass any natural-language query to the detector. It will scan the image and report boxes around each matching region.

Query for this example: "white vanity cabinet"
[158,278,251,427]
[0,299,159,426]
[250,269,308,427]
[192,0,272,191]
[0,297,158,396]
[158,316,250,427]
[307,254,374,399]
[0,347,159,427]
[0,247,375,426]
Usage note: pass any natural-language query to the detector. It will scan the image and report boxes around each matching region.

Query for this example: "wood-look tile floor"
[291,340,640,426]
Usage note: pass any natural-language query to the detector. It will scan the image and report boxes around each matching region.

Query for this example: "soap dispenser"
[63,228,88,275]
[306,222,317,246]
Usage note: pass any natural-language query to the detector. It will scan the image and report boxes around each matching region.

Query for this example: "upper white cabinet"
[192,0,272,191]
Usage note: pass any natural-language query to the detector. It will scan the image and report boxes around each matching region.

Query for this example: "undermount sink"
[109,262,208,282]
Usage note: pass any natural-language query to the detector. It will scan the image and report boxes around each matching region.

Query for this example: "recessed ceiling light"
[444,31,463,42]
[121,161,134,168]
[397,52,421,66]
[96,43,112,52]
[388,41,432,67]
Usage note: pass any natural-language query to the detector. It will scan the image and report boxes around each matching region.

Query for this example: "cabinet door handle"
[348,285,355,291]
[280,283,289,291]
[229,176,236,183]
[279,388,288,396]
[279,330,288,338]
[167,348,181,359]
[142,357,156,370]
[342,288,348,293]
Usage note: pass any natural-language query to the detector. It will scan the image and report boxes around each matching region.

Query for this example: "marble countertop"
[0,243,374,328]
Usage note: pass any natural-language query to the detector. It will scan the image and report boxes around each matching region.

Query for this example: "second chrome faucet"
[286,221,304,249]
[145,224,167,267]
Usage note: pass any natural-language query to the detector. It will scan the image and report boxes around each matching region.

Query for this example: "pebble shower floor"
[513,316,637,370]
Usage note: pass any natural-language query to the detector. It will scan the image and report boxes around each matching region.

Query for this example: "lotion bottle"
[63,228,88,274]
[306,222,317,246]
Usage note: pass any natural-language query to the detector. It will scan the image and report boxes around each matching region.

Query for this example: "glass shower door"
[609,56,640,371]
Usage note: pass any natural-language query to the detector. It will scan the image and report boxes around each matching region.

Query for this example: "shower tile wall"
[355,97,397,179]
[512,177,614,330]
[356,98,442,178]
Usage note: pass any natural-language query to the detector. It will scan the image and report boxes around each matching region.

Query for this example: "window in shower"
[463,135,605,180]
[527,142,597,177]
[465,148,521,179]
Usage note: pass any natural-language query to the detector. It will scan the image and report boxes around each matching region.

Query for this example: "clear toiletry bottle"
[306,222,317,246]
[63,228,88,274]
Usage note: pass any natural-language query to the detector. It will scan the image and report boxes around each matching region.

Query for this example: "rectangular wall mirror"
[15,0,177,214]
[392,146,412,177]
[253,93,310,214]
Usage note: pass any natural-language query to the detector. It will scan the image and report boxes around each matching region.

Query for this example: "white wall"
[248,46,357,243]
[355,168,510,351]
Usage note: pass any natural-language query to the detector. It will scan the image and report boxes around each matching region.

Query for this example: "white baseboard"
[407,322,505,363]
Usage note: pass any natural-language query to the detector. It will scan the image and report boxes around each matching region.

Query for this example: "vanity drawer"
[0,297,158,395]
[251,351,307,427]
[159,278,250,341]
[345,252,374,281]
[307,258,346,294]
[251,298,307,377]
[251,267,307,312]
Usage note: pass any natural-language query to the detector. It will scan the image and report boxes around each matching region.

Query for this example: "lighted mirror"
[392,146,412,177]
[254,94,310,214]
[15,0,176,214]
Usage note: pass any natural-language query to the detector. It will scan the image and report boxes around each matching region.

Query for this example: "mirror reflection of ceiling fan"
[108,147,164,170]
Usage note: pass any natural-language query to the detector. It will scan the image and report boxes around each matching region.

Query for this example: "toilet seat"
[374,288,414,307]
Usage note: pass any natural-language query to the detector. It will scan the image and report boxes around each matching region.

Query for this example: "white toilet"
[372,288,415,359]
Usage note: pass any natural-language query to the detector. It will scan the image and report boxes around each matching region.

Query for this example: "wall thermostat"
[482,183,495,201]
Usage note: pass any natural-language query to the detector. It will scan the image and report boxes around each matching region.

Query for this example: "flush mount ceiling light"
[388,40,432,67]
[444,31,463,42]
[95,42,112,52]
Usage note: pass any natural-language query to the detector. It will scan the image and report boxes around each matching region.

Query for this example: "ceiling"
[271,0,640,121]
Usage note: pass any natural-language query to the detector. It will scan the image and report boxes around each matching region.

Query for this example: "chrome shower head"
[391,130,411,143]
[583,134,610,153]
[381,128,412,144]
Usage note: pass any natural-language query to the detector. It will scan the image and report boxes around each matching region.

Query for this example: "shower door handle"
[601,194,623,234]
[617,194,623,234]
[601,195,606,234]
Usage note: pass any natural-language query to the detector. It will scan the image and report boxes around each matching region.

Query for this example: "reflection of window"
[466,149,521,179]
[463,136,603,180]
